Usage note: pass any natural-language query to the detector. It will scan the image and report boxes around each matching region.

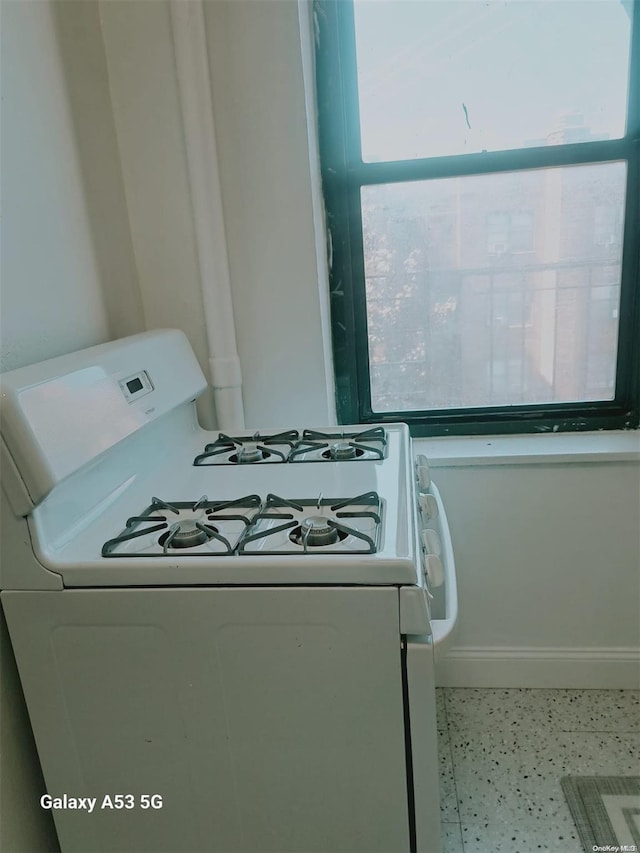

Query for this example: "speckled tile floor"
[435,687,640,853]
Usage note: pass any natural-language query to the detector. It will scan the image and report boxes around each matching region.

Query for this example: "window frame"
[314,0,640,436]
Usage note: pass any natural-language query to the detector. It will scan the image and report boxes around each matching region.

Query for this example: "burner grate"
[193,427,387,465]
[101,495,261,557]
[289,427,387,463]
[238,492,382,555]
[193,431,299,466]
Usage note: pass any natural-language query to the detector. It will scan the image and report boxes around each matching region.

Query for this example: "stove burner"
[289,427,387,463]
[193,431,299,466]
[101,494,262,558]
[232,445,267,464]
[238,492,381,555]
[158,520,219,550]
[290,515,344,547]
[323,442,364,461]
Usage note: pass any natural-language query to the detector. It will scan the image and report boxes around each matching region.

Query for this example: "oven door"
[3,586,412,853]
[404,635,442,853]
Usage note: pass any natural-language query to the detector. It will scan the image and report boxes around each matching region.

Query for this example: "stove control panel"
[119,370,154,403]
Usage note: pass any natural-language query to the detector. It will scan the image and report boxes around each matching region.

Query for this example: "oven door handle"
[428,483,458,654]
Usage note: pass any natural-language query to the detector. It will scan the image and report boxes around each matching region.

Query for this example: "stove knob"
[423,553,444,588]
[417,465,431,491]
[421,528,442,556]
[418,493,439,520]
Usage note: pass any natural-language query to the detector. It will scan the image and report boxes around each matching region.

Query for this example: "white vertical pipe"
[169,0,245,430]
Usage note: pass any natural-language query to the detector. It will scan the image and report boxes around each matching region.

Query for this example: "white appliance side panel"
[405,636,442,853]
[0,329,206,507]
[2,587,410,853]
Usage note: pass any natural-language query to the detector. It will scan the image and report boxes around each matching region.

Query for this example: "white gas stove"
[0,330,457,853]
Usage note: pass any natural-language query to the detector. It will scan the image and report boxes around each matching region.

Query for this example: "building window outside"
[487,211,534,256]
[593,203,624,247]
[315,0,639,435]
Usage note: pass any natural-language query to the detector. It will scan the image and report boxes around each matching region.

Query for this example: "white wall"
[95,0,334,430]
[0,1,112,372]
[203,0,335,428]
[0,3,138,849]
[48,1,146,343]
[422,451,640,687]
[98,0,217,428]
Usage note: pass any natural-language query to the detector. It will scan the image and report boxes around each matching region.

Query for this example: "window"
[487,211,534,255]
[315,0,640,435]
[593,203,623,247]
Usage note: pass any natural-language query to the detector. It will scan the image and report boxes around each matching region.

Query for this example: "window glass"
[362,162,626,412]
[354,0,632,162]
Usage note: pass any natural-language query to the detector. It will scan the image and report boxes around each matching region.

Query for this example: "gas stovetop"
[193,427,388,465]
[101,492,382,558]
[25,416,418,584]
[1,331,423,586]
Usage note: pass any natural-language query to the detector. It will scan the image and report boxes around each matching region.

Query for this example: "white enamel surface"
[18,366,145,480]
[0,330,206,509]
[1,332,453,601]
[405,638,442,852]
[29,422,421,586]
[3,586,411,853]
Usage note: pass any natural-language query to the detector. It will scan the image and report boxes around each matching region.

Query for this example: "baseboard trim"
[435,646,640,689]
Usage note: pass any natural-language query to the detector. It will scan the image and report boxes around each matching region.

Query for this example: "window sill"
[414,430,640,467]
